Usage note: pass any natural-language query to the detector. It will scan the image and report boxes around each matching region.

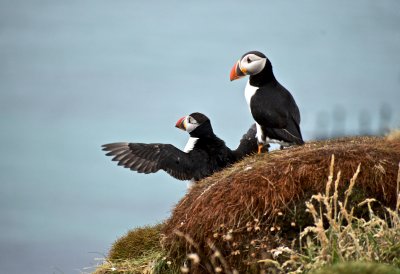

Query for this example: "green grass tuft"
[109,223,163,261]
[93,249,164,274]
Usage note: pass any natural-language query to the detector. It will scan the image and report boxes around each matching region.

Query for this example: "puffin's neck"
[249,61,276,87]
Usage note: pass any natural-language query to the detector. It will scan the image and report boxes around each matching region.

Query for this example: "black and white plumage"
[102,112,258,181]
[230,51,304,153]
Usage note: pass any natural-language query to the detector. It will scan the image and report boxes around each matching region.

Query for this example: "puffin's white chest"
[244,80,258,109]
[183,137,199,153]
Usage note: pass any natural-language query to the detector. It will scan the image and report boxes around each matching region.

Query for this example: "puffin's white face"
[175,115,200,133]
[183,116,200,133]
[239,53,267,76]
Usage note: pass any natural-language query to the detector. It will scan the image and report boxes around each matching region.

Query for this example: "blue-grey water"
[1,1,399,273]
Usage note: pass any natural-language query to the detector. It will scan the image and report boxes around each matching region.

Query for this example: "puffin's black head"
[230,51,272,81]
[175,112,214,138]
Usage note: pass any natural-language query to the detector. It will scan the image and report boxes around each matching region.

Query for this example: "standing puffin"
[230,51,304,153]
[102,112,258,181]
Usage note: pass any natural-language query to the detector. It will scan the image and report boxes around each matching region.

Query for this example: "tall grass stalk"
[272,157,400,273]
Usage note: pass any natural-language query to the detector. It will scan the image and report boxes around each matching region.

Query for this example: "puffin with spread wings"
[102,112,258,181]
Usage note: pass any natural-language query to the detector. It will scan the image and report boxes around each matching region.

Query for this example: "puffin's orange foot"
[257,144,263,154]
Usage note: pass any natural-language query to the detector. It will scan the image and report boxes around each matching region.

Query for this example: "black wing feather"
[233,123,259,159]
[102,142,194,180]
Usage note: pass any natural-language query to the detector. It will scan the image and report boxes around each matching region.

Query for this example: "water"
[1,1,399,273]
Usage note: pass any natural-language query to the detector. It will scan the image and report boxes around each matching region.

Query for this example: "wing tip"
[102,142,129,150]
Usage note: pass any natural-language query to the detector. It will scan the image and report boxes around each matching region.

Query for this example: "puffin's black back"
[248,56,304,145]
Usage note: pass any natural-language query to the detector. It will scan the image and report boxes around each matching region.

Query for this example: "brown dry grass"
[161,136,400,272]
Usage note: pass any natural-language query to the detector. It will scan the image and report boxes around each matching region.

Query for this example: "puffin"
[230,51,304,153]
[102,112,258,181]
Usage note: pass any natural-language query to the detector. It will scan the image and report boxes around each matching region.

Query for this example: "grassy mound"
[108,224,163,260]
[93,224,169,274]
[161,136,400,273]
[92,135,400,273]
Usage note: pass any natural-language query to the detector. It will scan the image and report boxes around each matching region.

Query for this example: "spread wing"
[233,123,259,159]
[102,142,194,180]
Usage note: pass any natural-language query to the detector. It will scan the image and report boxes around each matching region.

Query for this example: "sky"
[0,0,399,273]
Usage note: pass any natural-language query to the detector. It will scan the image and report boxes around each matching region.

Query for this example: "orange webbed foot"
[257,144,263,154]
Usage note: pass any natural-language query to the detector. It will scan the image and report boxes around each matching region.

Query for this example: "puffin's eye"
[188,117,196,124]
[247,57,252,63]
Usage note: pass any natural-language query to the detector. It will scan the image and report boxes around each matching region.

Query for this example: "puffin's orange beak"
[175,116,186,131]
[230,60,246,81]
